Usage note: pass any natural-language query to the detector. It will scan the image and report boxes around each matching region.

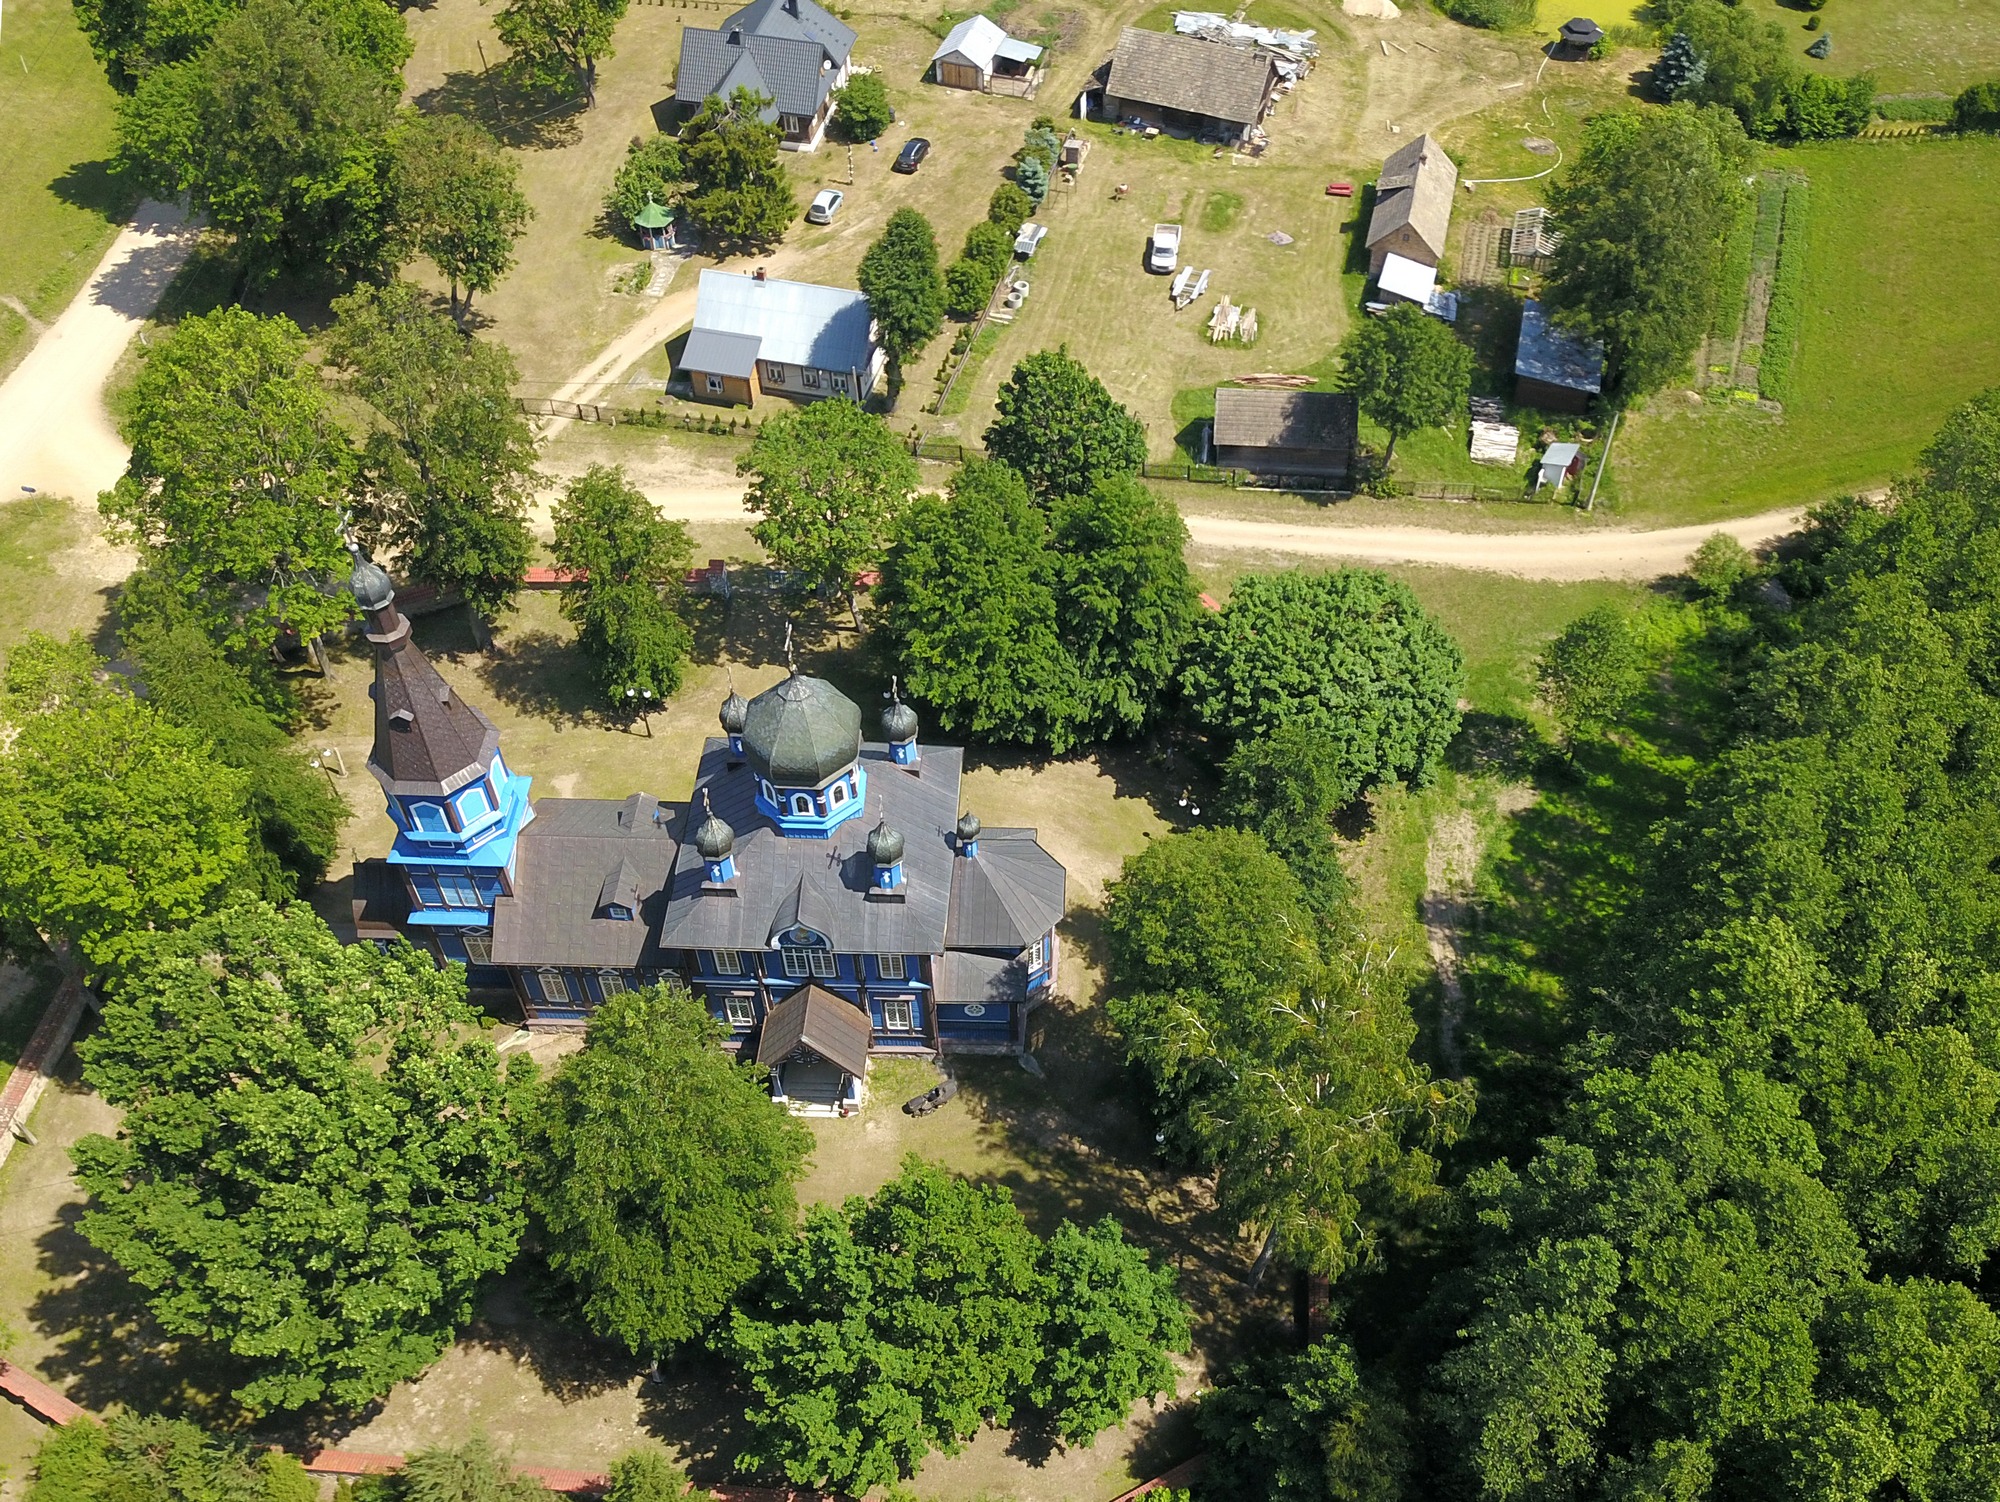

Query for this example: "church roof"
[755,983,871,1077]
[946,830,1067,948]
[362,598,502,798]
[741,672,863,786]
[490,793,680,969]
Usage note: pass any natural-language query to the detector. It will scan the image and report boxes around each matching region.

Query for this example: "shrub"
[1955,80,2000,132]
[963,219,1014,276]
[945,257,1001,318]
[832,71,892,141]
[1433,0,1534,29]
[988,182,1034,232]
[1782,73,1874,138]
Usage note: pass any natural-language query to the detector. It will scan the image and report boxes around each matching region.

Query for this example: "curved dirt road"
[0,202,199,503]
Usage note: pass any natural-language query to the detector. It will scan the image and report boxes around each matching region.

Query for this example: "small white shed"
[931,15,1043,90]
[1537,441,1584,492]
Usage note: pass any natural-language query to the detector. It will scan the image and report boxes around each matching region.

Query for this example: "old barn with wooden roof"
[1098,26,1279,144]
[1365,134,1458,275]
[1212,388,1359,477]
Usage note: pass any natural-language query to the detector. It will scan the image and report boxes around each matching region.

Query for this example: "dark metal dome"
[882,696,919,743]
[741,673,862,787]
[693,794,736,860]
[956,811,982,843]
[719,691,749,734]
[349,548,395,612]
[867,820,905,866]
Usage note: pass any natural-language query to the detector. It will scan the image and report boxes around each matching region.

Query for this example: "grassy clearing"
[0,0,135,379]
[1531,0,1645,31]
[1619,138,2000,518]
[1738,0,2000,95]
[0,497,126,674]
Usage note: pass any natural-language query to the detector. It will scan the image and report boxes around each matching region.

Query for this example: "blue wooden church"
[348,552,1067,1111]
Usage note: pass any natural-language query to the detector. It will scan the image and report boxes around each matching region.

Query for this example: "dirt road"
[0,202,199,503]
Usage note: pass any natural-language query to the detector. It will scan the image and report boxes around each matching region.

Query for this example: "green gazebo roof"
[631,198,674,229]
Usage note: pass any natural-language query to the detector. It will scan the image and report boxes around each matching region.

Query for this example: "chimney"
[753,266,767,281]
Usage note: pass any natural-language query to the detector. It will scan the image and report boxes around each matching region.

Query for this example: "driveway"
[0,202,199,504]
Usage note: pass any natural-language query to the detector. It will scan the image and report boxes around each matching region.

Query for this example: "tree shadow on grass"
[445,1272,641,1406]
[46,159,139,226]
[633,1348,763,1489]
[479,631,602,729]
[1445,710,1552,781]
[410,72,585,152]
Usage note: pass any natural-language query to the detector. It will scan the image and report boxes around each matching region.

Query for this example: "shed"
[1365,134,1457,274]
[1556,16,1603,56]
[1537,441,1584,492]
[931,14,1043,90]
[1212,388,1359,477]
[1514,299,1604,412]
[1100,26,1279,143]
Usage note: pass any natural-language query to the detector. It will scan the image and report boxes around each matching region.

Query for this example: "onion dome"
[719,690,749,735]
[349,547,395,612]
[883,695,919,743]
[742,673,863,786]
[867,819,905,867]
[693,793,735,860]
[956,811,982,844]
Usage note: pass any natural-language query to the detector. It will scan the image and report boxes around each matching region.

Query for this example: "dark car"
[893,137,931,173]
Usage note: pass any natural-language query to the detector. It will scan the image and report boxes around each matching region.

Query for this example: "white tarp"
[1377,252,1438,306]
[1172,10,1318,58]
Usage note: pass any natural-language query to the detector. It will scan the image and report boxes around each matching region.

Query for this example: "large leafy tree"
[102,306,357,655]
[1338,303,1472,465]
[878,458,1087,751]
[831,71,891,142]
[114,0,396,277]
[71,901,532,1413]
[680,88,793,250]
[984,348,1147,503]
[1198,1337,1410,1502]
[1181,568,1463,798]
[488,0,628,105]
[550,465,694,707]
[858,208,946,369]
[739,398,919,621]
[605,133,686,225]
[76,0,408,91]
[1049,475,1202,741]
[1541,103,1753,401]
[524,985,811,1359]
[0,634,250,982]
[388,112,534,327]
[1217,722,1356,918]
[718,1157,1185,1489]
[326,281,540,631]
[1536,603,1644,751]
[1653,0,1794,135]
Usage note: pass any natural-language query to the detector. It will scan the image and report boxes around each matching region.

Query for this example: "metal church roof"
[741,672,863,787]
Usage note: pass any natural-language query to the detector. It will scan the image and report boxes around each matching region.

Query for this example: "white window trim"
[883,998,914,1032]
[705,373,723,393]
[829,781,848,807]
[724,995,756,1027]
[810,948,837,978]
[877,953,906,980]
[764,361,787,385]
[790,792,815,816]
[782,946,810,978]
[711,948,744,976]
[536,969,572,1005]
[462,932,493,965]
[597,970,627,996]
[800,367,822,389]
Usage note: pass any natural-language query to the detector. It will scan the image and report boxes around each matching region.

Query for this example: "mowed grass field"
[1738,0,2000,96]
[1618,137,2000,518]
[0,0,134,379]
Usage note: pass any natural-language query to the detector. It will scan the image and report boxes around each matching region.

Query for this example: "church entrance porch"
[755,982,871,1118]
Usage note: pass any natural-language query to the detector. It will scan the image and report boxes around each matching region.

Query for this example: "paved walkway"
[0,202,199,504]
[0,974,90,1175]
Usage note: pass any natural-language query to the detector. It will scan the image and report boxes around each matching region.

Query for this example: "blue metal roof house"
[674,0,857,150]
[1515,299,1605,413]
[679,268,885,406]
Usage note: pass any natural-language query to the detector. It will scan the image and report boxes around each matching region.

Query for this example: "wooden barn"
[1097,26,1279,145]
[930,15,1043,93]
[1365,134,1457,276]
[1212,388,1358,477]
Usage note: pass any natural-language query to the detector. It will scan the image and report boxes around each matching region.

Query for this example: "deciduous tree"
[102,308,357,656]
[1218,722,1356,917]
[488,0,628,104]
[327,281,540,629]
[550,465,694,707]
[76,0,408,91]
[525,986,811,1359]
[605,133,686,226]
[71,901,531,1413]
[1338,303,1472,466]
[1181,568,1463,795]
[739,398,918,621]
[388,112,534,326]
[984,348,1146,503]
[1536,604,1644,750]
[858,207,946,368]
[831,71,891,142]
[29,1414,319,1502]
[1031,1218,1191,1447]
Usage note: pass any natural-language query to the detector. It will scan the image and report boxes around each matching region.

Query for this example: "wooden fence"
[517,398,764,436]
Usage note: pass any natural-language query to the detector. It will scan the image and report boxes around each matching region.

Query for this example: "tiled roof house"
[674,0,856,150]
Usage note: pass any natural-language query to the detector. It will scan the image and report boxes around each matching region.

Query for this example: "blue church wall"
[387,760,533,870]
[752,765,869,838]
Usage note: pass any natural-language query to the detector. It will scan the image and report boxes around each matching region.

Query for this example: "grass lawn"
[1739,0,2000,96]
[0,496,128,674]
[0,0,135,379]
[1618,137,2000,519]
[1532,0,1645,30]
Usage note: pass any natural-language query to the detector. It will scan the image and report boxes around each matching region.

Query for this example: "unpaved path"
[0,202,199,503]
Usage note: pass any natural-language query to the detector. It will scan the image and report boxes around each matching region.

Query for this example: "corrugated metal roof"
[995,36,1043,62]
[1106,26,1276,125]
[1515,299,1605,395]
[1377,252,1438,304]
[693,270,877,375]
[934,14,1005,69]
[681,327,761,379]
[946,831,1066,949]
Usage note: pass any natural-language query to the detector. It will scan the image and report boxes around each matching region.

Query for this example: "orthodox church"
[347,552,1067,1112]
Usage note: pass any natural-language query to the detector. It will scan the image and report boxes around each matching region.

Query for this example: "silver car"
[806,189,844,224]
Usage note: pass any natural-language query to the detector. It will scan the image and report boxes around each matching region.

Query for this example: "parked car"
[894,137,931,173]
[1014,222,1048,258]
[806,188,844,224]
[1148,222,1181,274]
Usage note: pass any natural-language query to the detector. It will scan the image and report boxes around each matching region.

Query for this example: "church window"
[828,781,848,808]
[711,949,745,975]
[597,970,626,997]
[790,792,815,817]
[877,953,906,980]
[438,870,482,908]
[781,947,808,978]
[810,949,837,978]
[724,995,756,1027]
[883,998,914,1032]
[411,802,449,834]
[462,932,493,964]
[535,970,574,1005]
[782,946,836,979]
[459,784,492,820]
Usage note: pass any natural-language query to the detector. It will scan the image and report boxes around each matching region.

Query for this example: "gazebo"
[1556,16,1604,56]
[630,197,674,250]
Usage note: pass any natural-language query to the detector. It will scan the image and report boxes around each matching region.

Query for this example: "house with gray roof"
[674,0,855,150]
[680,268,885,406]
[346,549,1067,1114]
[1098,26,1279,144]
[1365,134,1457,275]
